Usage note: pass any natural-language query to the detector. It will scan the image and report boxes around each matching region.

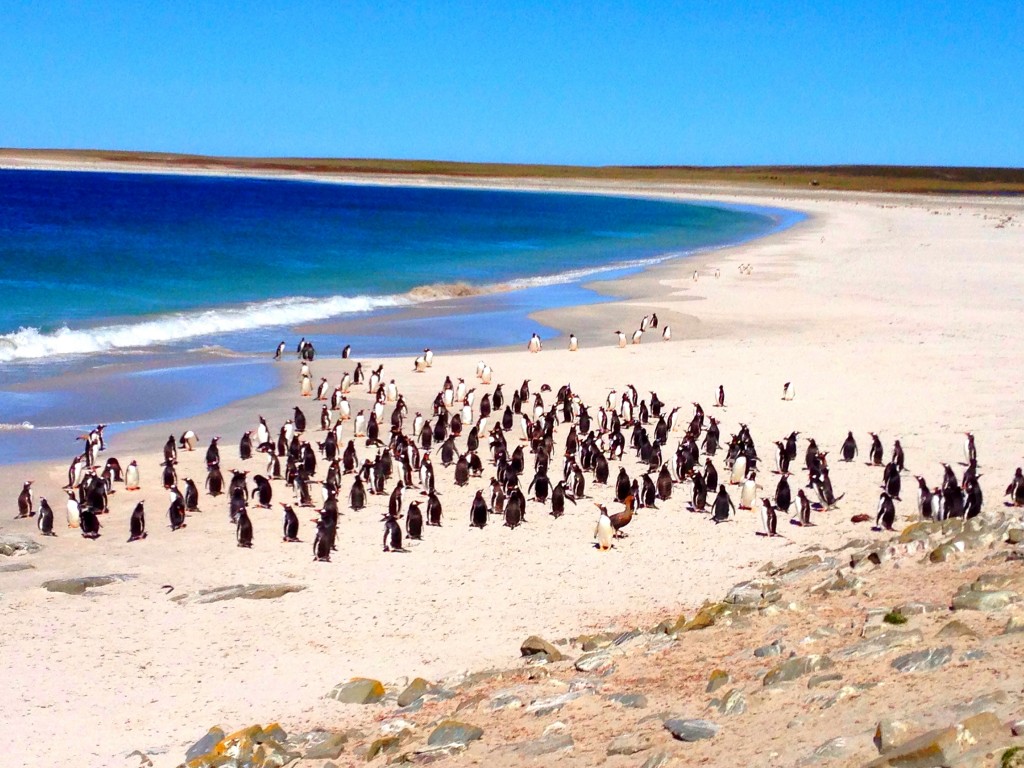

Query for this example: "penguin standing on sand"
[128,502,146,542]
[383,514,403,552]
[774,473,792,516]
[840,431,858,461]
[79,505,101,539]
[470,490,488,528]
[868,433,884,465]
[406,502,424,540]
[236,506,253,548]
[274,341,286,360]
[125,460,141,491]
[758,497,778,537]
[794,489,812,526]
[528,333,542,353]
[17,481,34,518]
[568,334,578,352]
[168,492,187,531]
[661,325,671,341]
[65,491,81,529]
[282,504,300,542]
[313,519,331,562]
[37,498,55,536]
[594,505,614,550]
[781,382,795,401]
[711,485,735,523]
[875,492,896,531]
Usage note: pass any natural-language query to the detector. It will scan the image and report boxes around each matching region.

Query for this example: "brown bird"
[606,494,636,538]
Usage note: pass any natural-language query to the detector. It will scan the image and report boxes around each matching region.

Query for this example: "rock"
[665,718,719,742]
[489,689,525,711]
[577,632,616,651]
[41,574,135,594]
[1005,616,1024,634]
[726,578,782,607]
[526,690,585,716]
[608,692,648,709]
[397,743,468,764]
[895,602,944,616]
[1008,528,1024,544]
[810,570,862,595]
[714,689,747,716]
[185,727,225,761]
[640,752,674,768]
[613,629,645,646]
[960,649,988,661]
[705,669,730,693]
[652,614,687,635]
[509,733,574,757]
[171,583,306,604]
[0,533,41,557]
[811,736,849,759]
[754,640,784,657]
[366,736,402,760]
[520,635,563,662]
[936,620,980,639]
[821,682,878,709]
[682,602,730,631]
[325,678,385,704]
[574,651,614,674]
[397,678,430,707]
[929,541,965,563]
[0,561,34,572]
[763,655,835,687]
[863,711,1007,767]
[953,690,1010,718]
[426,720,483,747]
[607,733,653,756]
[874,719,914,753]
[773,554,823,577]
[839,630,923,659]
[951,589,1018,612]
[807,673,843,689]
[301,729,350,760]
[380,719,414,736]
[454,693,485,713]
[1003,747,1024,768]
[891,646,953,673]
[900,521,939,543]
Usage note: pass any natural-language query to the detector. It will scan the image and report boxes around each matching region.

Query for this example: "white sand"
[0,172,1022,767]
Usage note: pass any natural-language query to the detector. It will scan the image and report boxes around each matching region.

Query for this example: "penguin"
[206,465,224,496]
[205,437,221,470]
[163,434,178,464]
[236,506,253,548]
[312,519,332,562]
[915,476,933,519]
[65,491,81,529]
[758,497,778,537]
[239,431,253,460]
[180,478,199,512]
[964,432,977,465]
[781,381,795,401]
[711,485,735,523]
[16,480,34,518]
[716,385,725,408]
[37,498,55,536]
[383,514,403,552]
[168,492,187,531]
[527,333,542,353]
[550,481,575,518]
[704,458,718,492]
[794,489,812,526]
[774,473,792,515]
[739,470,759,510]
[125,460,141,491]
[79,505,101,538]
[875,492,896,531]
[594,505,614,550]
[128,502,146,542]
[729,454,747,485]
[661,325,671,341]
[1006,468,1024,506]
[568,333,578,352]
[180,429,199,451]
[341,343,351,359]
[614,330,627,348]
[840,431,858,462]
[631,329,643,344]
[883,461,902,500]
[426,490,443,526]
[504,488,524,529]
[470,490,488,528]
[406,502,424,540]
[656,464,673,501]
[868,433,884,465]
[252,475,273,508]
[274,341,286,360]
[891,440,906,473]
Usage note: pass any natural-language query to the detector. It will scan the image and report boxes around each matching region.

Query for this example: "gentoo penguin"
[661,325,671,341]
[640,314,650,331]
[550,481,575,518]
[425,490,443,526]
[875,492,896,531]
[711,485,735,523]
[274,341,286,360]
[716,385,725,408]
[883,461,902,500]
[964,432,977,465]
[470,490,488,528]
[168,492,187,531]
[236,506,253,548]
[383,514,403,552]
[205,437,221,469]
[128,502,146,542]
[568,334,578,352]
[781,382,795,401]
[650,312,659,328]
[739,470,759,510]
[594,505,614,550]
[341,344,351,359]
[414,353,428,372]
[37,498,55,536]
[183,478,200,512]
[313,519,331,562]
[758,498,778,537]
[794,489,812,526]
[729,454,747,485]
[316,377,330,401]
[163,434,177,464]
[528,333,542,353]
[239,431,253,460]
[774,473,792,515]
[891,440,905,472]
[914,476,933,519]
[406,502,424,540]
[614,331,627,348]
[840,431,858,461]
[656,464,673,501]
[79,505,101,538]
[180,430,199,451]
[868,433,884,465]
[17,480,34,518]
[65,491,81,529]
[1006,468,1024,506]
[631,329,643,344]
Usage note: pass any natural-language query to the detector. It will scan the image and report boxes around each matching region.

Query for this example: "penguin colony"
[11,327,1009,557]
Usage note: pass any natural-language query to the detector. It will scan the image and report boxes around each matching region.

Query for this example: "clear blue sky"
[2,2,1022,166]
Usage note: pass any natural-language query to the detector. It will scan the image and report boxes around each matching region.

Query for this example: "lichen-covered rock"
[891,646,953,673]
[713,689,747,715]
[0,533,41,557]
[426,720,483,747]
[725,578,782,607]
[664,718,720,742]
[526,690,586,716]
[42,574,135,594]
[753,639,783,657]
[705,669,730,693]
[325,678,385,704]
[936,620,979,639]
[807,672,843,689]
[520,635,563,661]
[607,692,648,709]
[508,732,574,757]
[574,651,614,674]
[607,732,653,756]
[763,655,835,687]
[171,583,306,604]
[951,588,1018,612]
[185,727,225,762]
[397,677,430,707]
[839,630,923,659]
[299,729,350,760]
[874,719,915,753]
[682,602,731,631]
[862,711,1007,767]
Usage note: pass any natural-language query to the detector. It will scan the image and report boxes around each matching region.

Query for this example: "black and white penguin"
[205,437,221,470]
[758,498,778,537]
[128,502,146,542]
[341,344,351,359]
[1005,468,1024,506]
[868,433,884,465]
[527,333,542,353]
[711,485,735,523]
[16,480,34,518]
[406,502,423,540]
[239,431,253,460]
[964,432,977,466]
[794,489,812,526]
[37,498,55,536]
[274,341,286,360]
[281,504,299,543]
[656,464,673,501]
[236,506,253,548]
[504,488,524,529]
[470,490,488,528]
[168,492,187,531]
[383,514,403,552]
[891,440,905,472]
[252,475,273,508]
[125,460,141,491]
[550,481,575,518]
[426,490,443,526]
[875,492,896,531]
[313,519,331,562]
[883,461,902,500]
[716,385,725,408]
[184,478,200,512]
[840,431,858,461]
[774,473,792,515]
[79,505,101,539]
[781,381,795,401]
[914,476,933,518]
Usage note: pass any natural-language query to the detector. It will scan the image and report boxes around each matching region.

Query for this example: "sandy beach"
[1,170,1023,767]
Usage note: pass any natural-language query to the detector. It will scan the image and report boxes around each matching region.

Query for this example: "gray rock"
[961,648,988,661]
[301,730,350,760]
[510,733,574,757]
[773,554,823,578]
[574,651,614,674]
[895,602,944,616]
[397,677,430,708]
[891,646,953,673]
[810,570,862,595]
[185,727,225,761]
[607,733,653,756]
[705,669,730,693]
[874,719,914,753]
[754,640,784,657]
[0,561,34,572]
[664,718,720,742]
[1004,616,1024,634]
[726,578,782,607]
[838,630,923,659]
[427,720,483,747]
[936,620,980,639]
[807,673,843,689]
[820,682,878,709]
[951,589,1018,612]
[490,688,526,711]
[325,678,385,704]
[0,533,41,557]
[763,655,835,687]
[613,629,645,646]
[608,692,648,709]
[1008,528,1024,544]
[41,573,135,594]
[520,635,563,661]
[640,752,674,768]
[171,583,306,604]
[526,690,586,716]
[811,736,849,759]
[714,689,747,715]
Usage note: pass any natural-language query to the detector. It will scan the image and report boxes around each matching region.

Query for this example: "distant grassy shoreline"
[2,149,1023,195]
